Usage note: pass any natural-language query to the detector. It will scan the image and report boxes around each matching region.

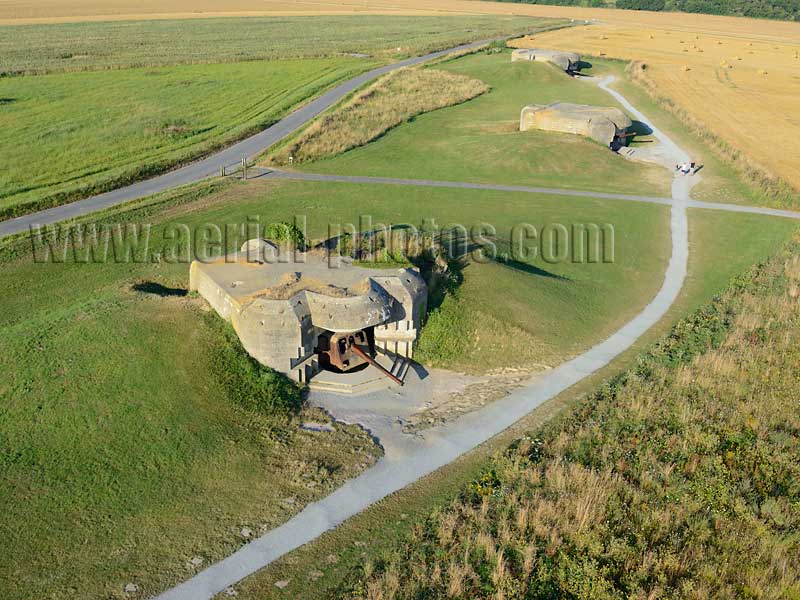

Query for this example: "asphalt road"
[0,39,492,239]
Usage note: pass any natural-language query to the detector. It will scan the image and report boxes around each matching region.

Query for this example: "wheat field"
[3,0,799,193]
[518,23,800,193]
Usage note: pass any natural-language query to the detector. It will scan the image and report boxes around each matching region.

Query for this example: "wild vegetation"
[335,232,800,600]
[268,68,489,166]
[0,15,558,75]
[290,53,671,197]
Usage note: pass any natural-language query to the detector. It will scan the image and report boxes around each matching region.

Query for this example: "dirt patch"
[404,366,547,433]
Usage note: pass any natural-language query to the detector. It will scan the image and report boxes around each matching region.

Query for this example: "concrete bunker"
[190,239,427,390]
[519,102,633,149]
[511,48,581,73]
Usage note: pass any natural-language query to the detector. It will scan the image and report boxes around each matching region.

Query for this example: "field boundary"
[625,60,797,206]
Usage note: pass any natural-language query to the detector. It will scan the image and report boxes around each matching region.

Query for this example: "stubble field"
[7,0,795,204]
[520,22,800,199]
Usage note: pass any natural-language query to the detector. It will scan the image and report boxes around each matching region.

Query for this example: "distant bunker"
[511,48,581,73]
[520,102,633,149]
[190,239,427,387]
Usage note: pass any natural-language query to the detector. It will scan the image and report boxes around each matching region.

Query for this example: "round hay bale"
[758,69,768,75]
[682,65,690,71]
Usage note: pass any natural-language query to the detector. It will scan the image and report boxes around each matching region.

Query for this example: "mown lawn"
[0,173,671,598]
[289,51,671,196]
[589,58,791,208]
[0,57,372,219]
[218,205,799,600]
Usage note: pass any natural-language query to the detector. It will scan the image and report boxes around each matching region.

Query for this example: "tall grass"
[337,233,800,599]
[267,68,489,165]
[626,61,798,207]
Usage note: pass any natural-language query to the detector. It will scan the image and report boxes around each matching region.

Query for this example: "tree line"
[493,0,800,21]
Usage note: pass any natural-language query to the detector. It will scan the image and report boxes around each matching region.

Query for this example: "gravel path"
[256,168,800,221]
[151,75,734,600]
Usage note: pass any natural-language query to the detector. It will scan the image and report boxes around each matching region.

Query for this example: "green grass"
[0,15,563,75]
[0,173,673,598]
[0,287,382,600]
[330,233,800,600]
[0,57,373,219]
[287,51,671,197]
[215,207,799,600]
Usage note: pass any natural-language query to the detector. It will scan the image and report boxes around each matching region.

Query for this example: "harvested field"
[7,0,795,200]
[267,68,489,165]
[516,22,800,197]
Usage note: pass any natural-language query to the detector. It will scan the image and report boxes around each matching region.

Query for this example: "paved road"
[0,39,495,240]
[151,76,715,600]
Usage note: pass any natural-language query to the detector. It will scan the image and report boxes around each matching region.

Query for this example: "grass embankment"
[211,205,797,600]
[625,61,797,206]
[581,57,783,209]
[0,15,561,75]
[335,234,800,600]
[0,57,371,220]
[523,24,800,205]
[0,174,671,599]
[268,68,489,165]
[293,51,672,197]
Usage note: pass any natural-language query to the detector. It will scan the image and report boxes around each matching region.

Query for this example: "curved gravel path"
[0,39,494,240]
[151,75,726,600]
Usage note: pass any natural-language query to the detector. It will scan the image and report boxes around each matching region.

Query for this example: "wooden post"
[241,157,247,180]
[220,165,225,177]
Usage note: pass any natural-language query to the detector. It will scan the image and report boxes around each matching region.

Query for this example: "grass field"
[0,15,559,75]
[279,52,671,197]
[208,206,799,600]
[267,67,490,166]
[7,0,793,202]
[0,57,373,219]
[584,57,780,208]
[331,232,800,600]
[0,170,675,598]
[522,21,800,201]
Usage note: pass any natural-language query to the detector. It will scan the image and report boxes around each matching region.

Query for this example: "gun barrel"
[350,343,404,386]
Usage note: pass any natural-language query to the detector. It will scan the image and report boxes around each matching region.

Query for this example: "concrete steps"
[308,352,410,395]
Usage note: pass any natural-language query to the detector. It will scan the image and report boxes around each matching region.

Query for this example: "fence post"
[241,157,247,180]
[220,165,225,177]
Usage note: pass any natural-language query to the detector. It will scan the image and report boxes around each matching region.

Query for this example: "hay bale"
[682,65,690,71]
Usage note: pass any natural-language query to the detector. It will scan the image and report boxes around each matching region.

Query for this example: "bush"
[264,221,306,250]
